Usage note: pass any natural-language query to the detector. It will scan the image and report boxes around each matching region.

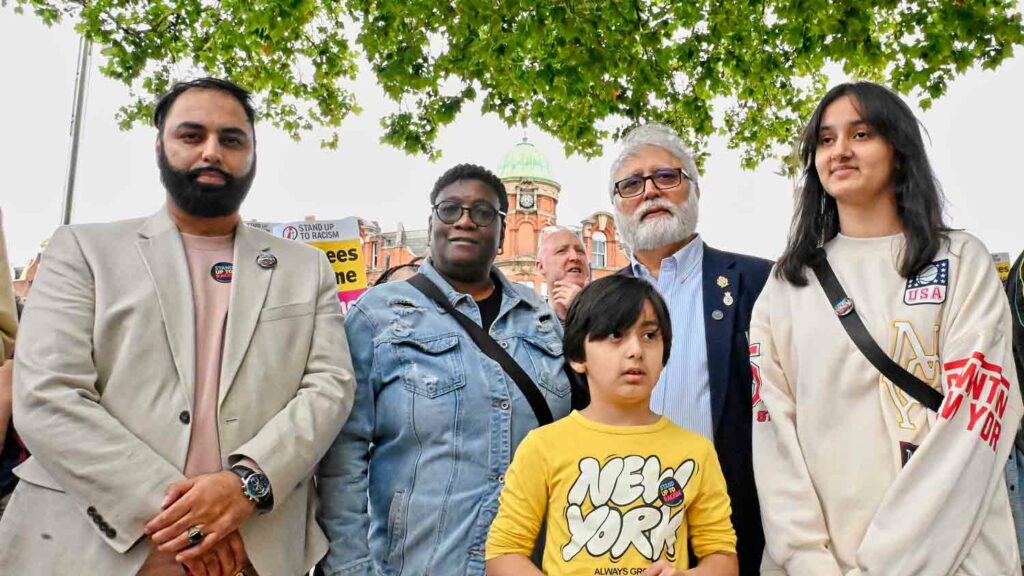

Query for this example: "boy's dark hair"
[564,275,672,366]
[430,164,509,214]
[152,77,257,136]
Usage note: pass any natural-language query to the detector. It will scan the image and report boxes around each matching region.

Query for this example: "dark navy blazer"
[619,242,772,576]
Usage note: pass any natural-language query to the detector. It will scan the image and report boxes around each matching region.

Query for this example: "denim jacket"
[317,261,572,576]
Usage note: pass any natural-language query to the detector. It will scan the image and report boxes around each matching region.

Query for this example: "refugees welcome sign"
[248,218,368,313]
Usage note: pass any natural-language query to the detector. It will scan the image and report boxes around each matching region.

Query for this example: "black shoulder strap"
[407,274,554,426]
[809,249,944,412]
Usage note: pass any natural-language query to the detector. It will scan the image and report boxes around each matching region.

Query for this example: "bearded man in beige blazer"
[0,77,355,576]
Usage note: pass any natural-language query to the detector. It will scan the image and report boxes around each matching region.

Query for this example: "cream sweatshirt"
[751,231,1022,576]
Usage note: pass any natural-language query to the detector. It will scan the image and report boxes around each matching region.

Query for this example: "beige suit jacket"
[0,208,355,575]
[0,208,17,359]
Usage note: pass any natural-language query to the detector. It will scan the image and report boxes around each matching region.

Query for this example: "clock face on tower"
[518,192,536,210]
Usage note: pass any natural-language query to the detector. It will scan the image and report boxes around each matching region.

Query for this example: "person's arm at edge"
[0,360,11,447]
[0,208,17,360]
[684,441,738,576]
[316,300,379,576]
[750,276,843,576]
[486,431,549,576]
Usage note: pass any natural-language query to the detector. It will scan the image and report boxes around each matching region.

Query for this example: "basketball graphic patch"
[904,260,948,305]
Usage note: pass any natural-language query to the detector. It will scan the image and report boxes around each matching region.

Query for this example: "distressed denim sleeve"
[317,303,379,576]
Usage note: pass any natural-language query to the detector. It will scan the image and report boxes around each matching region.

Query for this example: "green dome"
[496,139,556,184]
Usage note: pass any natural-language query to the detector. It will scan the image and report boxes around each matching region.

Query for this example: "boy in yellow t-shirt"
[486,276,737,576]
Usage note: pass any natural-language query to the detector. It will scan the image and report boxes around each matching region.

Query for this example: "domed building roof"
[496,138,558,186]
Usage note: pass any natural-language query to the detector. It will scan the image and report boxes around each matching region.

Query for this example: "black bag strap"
[810,249,944,412]
[407,274,554,426]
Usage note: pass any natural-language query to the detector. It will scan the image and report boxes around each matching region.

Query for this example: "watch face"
[245,473,272,499]
[519,193,535,209]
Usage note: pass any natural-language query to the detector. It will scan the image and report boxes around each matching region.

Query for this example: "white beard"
[615,192,699,253]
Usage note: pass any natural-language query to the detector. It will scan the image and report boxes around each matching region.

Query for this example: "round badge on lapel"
[711,309,725,321]
[256,251,277,269]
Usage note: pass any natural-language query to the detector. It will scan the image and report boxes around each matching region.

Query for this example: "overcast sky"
[2,9,1022,269]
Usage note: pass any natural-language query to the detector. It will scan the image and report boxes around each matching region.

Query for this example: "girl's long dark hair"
[776,81,949,285]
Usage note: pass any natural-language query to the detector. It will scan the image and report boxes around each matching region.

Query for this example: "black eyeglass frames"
[613,167,691,198]
[432,200,506,227]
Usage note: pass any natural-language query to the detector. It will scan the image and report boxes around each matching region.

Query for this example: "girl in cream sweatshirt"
[751,81,1022,576]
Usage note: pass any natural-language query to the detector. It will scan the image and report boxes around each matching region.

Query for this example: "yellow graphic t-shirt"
[486,411,736,575]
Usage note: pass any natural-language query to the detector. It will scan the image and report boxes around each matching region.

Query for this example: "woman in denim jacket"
[317,164,572,576]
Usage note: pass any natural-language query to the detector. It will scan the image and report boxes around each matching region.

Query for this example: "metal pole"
[61,37,92,226]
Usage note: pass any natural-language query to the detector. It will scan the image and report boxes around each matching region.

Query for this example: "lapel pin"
[711,309,725,321]
[256,250,277,270]
[717,275,729,289]
[723,291,734,307]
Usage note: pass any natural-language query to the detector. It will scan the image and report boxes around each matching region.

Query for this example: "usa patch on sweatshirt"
[904,259,949,305]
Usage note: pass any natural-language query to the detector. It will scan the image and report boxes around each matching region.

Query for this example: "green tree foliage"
[12,0,1024,166]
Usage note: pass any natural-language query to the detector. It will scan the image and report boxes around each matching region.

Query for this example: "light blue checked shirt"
[630,236,713,440]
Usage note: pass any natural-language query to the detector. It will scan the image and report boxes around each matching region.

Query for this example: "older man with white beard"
[612,124,771,576]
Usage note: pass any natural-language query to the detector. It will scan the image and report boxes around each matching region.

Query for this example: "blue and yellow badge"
[210,262,233,283]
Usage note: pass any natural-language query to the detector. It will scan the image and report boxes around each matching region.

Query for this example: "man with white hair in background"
[612,123,771,576]
[536,225,590,322]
